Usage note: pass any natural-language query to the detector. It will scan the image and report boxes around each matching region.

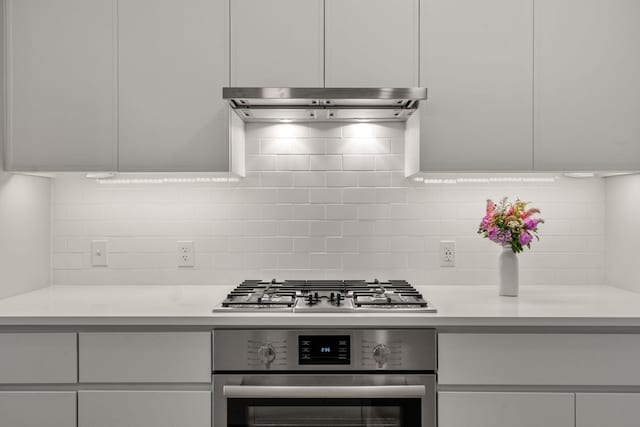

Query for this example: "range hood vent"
[223,87,427,122]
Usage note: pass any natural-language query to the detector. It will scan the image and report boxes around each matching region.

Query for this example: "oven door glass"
[227,398,421,427]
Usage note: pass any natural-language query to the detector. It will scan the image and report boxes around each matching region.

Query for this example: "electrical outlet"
[177,240,195,267]
[440,240,455,267]
[91,240,108,267]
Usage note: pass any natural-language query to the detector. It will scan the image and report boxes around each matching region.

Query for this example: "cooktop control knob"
[257,344,276,367]
[372,344,391,368]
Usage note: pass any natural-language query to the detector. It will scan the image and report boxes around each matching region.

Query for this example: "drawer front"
[78,390,210,427]
[439,334,640,385]
[0,391,76,427]
[577,393,640,427]
[439,392,574,427]
[79,332,211,383]
[0,333,77,383]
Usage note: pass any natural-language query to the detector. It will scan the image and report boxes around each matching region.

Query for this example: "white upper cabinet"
[419,0,533,171]
[118,0,230,172]
[325,0,419,87]
[534,0,640,171]
[230,0,324,87]
[4,0,117,171]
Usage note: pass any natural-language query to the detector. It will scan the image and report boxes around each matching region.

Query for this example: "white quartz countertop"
[1,284,640,328]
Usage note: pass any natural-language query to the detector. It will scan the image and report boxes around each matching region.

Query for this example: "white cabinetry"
[118,0,230,172]
[78,391,210,427]
[230,0,324,87]
[79,332,211,383]
[534,0,640,171]
[576,394,640,427]
[0,392,76,427]
[78,332,211,427]
[439,334,640,386]
[325,0,419,87]
[439,392,574,427]
[0,333,77,383]
[419,0,533,171]
[0,334,77,427]
[4,0,116,171]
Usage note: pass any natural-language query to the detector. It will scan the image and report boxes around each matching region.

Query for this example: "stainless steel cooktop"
[213,279,437,313]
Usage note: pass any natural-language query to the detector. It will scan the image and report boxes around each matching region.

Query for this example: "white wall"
[0,2,51,299]
[0,173,51,298]
[605,174,640,292]
[51,122,606,287]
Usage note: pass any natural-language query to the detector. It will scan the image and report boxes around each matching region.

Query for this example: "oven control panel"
[213,329,436,371]
[299,335,350,365]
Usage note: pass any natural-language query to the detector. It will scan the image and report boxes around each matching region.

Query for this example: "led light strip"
[414,176,558,184]
[96,177,241,185]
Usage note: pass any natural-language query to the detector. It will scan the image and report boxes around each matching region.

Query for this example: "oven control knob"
[372,344,391,368]
[257,344,276,367]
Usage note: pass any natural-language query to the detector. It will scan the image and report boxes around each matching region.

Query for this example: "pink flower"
[523,218,538,230]
[519,232,532,246]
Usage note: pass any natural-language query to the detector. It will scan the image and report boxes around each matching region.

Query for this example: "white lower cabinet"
[576,393,640,427]
[78,390,211,427]
[0,391,76,427]
[438,392,574,427]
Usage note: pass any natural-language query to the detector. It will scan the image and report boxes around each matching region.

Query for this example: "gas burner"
[213,279,436,313]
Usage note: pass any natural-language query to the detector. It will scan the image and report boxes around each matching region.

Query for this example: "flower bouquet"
[478,197,544,253]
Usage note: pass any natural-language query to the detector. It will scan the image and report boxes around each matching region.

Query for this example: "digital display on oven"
[298,335,350,365]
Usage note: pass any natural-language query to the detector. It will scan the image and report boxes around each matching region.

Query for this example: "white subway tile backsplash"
[310,155,342,171]
[342,155,376,171]
[51,122,606,287]
[310,189,343,204]
[277,155,310,171]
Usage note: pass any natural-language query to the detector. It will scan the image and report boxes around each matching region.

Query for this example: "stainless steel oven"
[213,329,436,427]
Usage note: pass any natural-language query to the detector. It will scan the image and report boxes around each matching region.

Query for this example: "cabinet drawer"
[0,391,76,427]
[0,333,77,383]
[577,393,640,427]
[79,332,211,383]
[439,334,640,385]
[78,390,210,427]
[439,392,574,427]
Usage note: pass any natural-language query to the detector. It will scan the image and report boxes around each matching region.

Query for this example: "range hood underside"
[223,87,427,122]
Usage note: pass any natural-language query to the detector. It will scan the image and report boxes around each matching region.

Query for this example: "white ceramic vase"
[498,246,519,297]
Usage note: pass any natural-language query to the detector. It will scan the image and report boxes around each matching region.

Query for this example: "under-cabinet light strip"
[96,177,241,185]
[415,176,558,185]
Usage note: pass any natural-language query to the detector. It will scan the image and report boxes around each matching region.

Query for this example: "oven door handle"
[223,385,426,399]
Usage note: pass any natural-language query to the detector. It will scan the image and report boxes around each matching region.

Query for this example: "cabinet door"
[5,0,116,171]
[577,394,640,427]
[439,392,574,427]
[78,391,210,427]
[230,0,324,87]
[118,0,229,172]
[534,0,640,171]
[420,0,533,171]
[325,0,419,87]
[0,392,76,427]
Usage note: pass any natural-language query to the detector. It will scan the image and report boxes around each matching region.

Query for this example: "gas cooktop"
[213,279,437,313]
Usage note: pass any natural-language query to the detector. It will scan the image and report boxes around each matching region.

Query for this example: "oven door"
[213,374,436,427]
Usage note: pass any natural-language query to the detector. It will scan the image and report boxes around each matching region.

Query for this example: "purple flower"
[523,218,537,230]
[519,232,533,246]
[487,227,498,242]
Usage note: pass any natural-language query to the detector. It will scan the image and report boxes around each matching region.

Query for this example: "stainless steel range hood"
[223,87,427,122]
